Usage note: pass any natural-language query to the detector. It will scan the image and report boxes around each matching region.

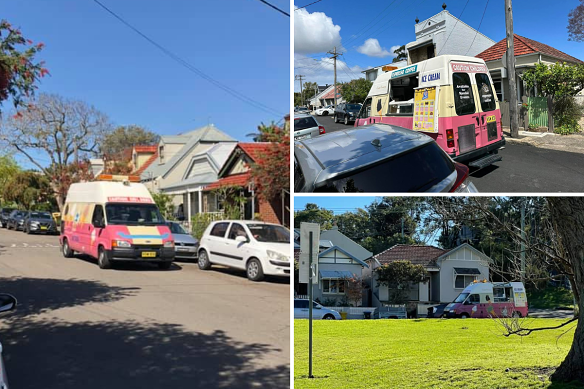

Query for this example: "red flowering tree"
[0,20,48,111]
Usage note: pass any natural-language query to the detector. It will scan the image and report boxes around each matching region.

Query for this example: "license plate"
[486,115,496,123]
[141,252,156,258]
[177,247,188,251]
[40,226,47,230]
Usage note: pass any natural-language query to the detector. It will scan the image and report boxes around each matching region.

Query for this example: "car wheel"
[334,114,338,123]
[512,311,522,318]
[197,249,211,270]
[97,246,112,269]
[62,238,74,258]
[246,258,264,281]
[322,111,328,116]
[323,314,335,320]
[158,262,172,270]
[460,313,470,319]
[344,116,349,125]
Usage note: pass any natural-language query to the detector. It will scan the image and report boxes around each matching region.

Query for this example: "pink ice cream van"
[443,281,528,319]
[355,55,505,170]
[59,175,175,269]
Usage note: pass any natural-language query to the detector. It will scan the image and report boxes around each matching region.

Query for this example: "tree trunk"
[548,198,584,383]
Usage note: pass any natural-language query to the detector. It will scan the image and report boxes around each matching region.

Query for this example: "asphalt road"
[0,228,290,389]
[314,114,584,193]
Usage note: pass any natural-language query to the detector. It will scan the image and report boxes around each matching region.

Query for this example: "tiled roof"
[133,151,158,176]
[238,143,272,162]
[374,244,450,267]
[205,172,251,190]
[321,87,341,99]
[134,145,157,153]
[476,34,584,64]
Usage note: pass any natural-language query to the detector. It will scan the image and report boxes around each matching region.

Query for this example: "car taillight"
[450,162,470,192]
[446,129,455,148]
[319,126,326,135]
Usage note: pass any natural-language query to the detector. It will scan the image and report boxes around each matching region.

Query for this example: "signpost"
[300,222,320,378]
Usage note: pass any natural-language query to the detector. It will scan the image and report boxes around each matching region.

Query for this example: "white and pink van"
[444,281,528,319]
[60,175,175,269]
[355,55,505,169]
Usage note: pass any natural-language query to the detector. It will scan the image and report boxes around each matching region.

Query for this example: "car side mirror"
[0,294,17,313]
[235,235,247,243]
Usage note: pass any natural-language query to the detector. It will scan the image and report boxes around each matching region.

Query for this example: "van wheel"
[62,239,74,258]
[334,114,338,123]
[197,250,211,270]
[97,247,112,269]
[158,262,172,270]
[460,313,470,319]
[344,116,349,125]
[512,311,522,318]
[246,258,264,281]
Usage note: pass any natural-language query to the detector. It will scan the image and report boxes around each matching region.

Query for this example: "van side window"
[475,73,496,112]
[469,294,480,304]
[92,205,105,227]
[210,222,229,237]
[452,73,476,116]
[387,76,418,116]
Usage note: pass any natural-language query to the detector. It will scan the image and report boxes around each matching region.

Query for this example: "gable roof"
[374,244,450,267]
[476,34,584,64]
[134,145,157,153]
[319,246,369,268]
[435,242,493,264]
[319,227,373,262]
[134,151,158,176]
[216,142,272,178]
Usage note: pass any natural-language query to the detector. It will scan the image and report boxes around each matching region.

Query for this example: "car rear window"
[294,116,318,132]
[315,142,455,192]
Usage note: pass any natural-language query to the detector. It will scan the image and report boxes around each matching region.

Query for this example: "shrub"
[553,95,583,135]
[191,213,215,240]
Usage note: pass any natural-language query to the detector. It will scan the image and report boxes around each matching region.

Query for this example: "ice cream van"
[443,281,528,319]
[355,55,505,169]
[59,175,175,269]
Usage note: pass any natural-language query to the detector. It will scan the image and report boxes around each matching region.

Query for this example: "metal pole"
[520,200,525,283]
[505,0,519,138]
[308,231,314,378]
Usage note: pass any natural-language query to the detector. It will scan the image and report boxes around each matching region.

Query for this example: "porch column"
[198,190,202,214]
[187,191,192,224]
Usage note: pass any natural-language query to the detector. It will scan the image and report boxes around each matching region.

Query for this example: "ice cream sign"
[451,62,488,73]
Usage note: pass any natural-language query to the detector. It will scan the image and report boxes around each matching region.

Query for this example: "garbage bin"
[363,311,372,319]
[340,312,348,320]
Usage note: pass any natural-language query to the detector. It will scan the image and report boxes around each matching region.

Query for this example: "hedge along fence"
[190,212,225,240]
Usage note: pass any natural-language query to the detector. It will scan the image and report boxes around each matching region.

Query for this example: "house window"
[322,279,345,294]
[455,275,477,289]
[493,80,503,102]
[159,146,164,163]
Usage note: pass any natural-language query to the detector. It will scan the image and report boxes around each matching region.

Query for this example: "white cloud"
[294,54,368,92]
[294,8,343,54]
[356,39,396,58]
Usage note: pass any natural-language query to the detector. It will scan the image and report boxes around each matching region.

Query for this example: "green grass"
[294,319,579,388]
[527,287,575,310]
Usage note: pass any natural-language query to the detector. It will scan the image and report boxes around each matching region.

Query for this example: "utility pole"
[295,75,305,107]
[520,199,526,283]
[327,47,342,108]
[505,0,519,138]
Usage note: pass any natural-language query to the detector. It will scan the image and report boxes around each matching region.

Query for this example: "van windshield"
[105,203,165,225]
[453,293,469,303]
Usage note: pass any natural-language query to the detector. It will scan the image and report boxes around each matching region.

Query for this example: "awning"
[453,267,481,275]
[319,270,355,279]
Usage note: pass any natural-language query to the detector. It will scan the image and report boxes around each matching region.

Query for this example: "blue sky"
[2,0,290,168]
[294,196,380,213]
[294,0,584,91]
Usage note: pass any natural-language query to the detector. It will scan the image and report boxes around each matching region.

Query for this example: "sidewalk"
[503,127,584,155]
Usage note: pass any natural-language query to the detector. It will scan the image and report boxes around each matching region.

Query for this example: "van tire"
[62,239,74,258]
[198,250,211,270]
[97,247,112,269]
[460,313,470,319]
[246,258,264,282]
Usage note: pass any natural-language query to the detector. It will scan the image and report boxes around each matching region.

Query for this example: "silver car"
[167,221,199,260]
[0,293,17,389]
[294,299,342,320]
[294,113,325,141]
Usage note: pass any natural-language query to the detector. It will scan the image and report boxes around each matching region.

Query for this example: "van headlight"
[267,250,288,261]
[113,240,131,248]
[164,241,174,248]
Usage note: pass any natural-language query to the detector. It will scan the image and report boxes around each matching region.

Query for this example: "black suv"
[0,208,15,228]
[333,103,362,125]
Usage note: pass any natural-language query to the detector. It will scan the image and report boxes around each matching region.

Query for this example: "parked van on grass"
[356,55,505,169]
[60,175,175,269]
[444,281,528,318]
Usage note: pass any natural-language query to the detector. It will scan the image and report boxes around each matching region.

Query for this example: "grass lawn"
[527,288,575,309]
[294,318,579,388]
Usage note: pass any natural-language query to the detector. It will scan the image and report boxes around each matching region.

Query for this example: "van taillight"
[446,129,455,148]
[319,126,326,135]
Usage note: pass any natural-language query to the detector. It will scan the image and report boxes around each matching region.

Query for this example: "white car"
[0,293,17,389]
[294,299,342,320]
[315,105,334,116]
[197,220,290,281]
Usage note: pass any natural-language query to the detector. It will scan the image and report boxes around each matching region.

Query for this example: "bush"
[553,95,583,135]
[191,213,215,240]
[321,298,337,307]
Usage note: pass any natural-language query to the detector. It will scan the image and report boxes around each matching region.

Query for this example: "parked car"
[0,293,17,389]
[294,123,478,193]
[0,208,15,228]
[294,106,309,114]
[315,105,334,116]
[197,220,290,281]
[294,299,341,320]
[6,210,27,231]
[427,303,449,318]
[167,221,199,260]
[334,103,362,125]
[24,211,58,235]
[294,113,325,141]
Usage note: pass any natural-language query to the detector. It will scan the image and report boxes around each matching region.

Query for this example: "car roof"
[294,112,315,119]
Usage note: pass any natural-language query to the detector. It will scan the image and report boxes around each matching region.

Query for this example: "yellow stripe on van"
[127,226,164,245]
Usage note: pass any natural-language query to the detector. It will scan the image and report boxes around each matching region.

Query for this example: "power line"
[437,0,471,56]
[464,0,490,56]
[93,0,284,117]
[256,0,289,17]
[294,0,323,10]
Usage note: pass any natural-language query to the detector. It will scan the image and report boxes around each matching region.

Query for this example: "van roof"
[65,181,154,204]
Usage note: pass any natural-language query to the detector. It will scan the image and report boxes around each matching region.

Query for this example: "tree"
[392,45,407,63]
[0,20,48,111]
[293,203,334,229]
[0,154,20,205]
[0,93,113,211]
[339,78,372,104]
[344,276,365,307]
[375,260,428,304]
[150,191,174,219]
[2,170,52,210]
[101,125,159,165]
[523,62,584,133]
[568,0,584,42]
[248,122,289,202]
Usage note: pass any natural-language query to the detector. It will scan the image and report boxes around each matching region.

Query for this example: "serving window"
[387,75,418,116]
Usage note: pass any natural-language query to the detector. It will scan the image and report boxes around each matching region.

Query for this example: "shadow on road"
[209,266,290,285]
[2,319,289,389]
[0,277,139,317]
[469,164,499,178]
[73,254,183,271]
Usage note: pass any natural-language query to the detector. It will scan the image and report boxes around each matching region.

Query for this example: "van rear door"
[474,73,500,147]
[451,71,479,157]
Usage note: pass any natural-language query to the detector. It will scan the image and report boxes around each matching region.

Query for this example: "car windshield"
[347,104,361,111]
[453,293,469,303]
[168,222,187,234]
[105,203,165,225]
[30,212,51,219]
[247,224,289,243]
[2,209,14,215]
[15,211,26,217]
[294,116,318,131]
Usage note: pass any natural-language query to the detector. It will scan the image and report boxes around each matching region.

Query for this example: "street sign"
[300,223,320,285]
